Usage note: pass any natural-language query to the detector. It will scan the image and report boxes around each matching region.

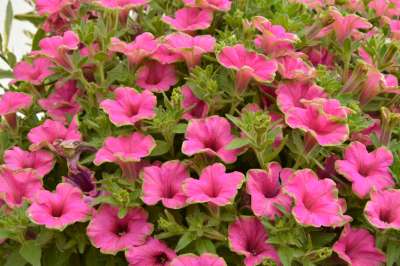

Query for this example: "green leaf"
[3,0,13,50]
[278,247,303,266]
[32,29,46,51]
[19,241,41,266]
[0,228,12,239]
[226,138,251,150]
[195,238,216,254]
[150,140,169,156]
[175,231,197,252]
[14,13,44,26]
[387,240,400,266]
[5,250,26,266]
[173,123,187,134]
[0,69,13,79]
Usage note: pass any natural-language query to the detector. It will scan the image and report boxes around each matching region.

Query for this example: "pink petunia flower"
[97,0,148,9]
[28,118,82,151]
[316,9,372,43]
[170,253,227,266]
[333,225,385,266]
[182,115,241,163]
[368,0,400,18]
[39,80,81,123]
[276,81,327,114]
[389,19,400,40]
[87,204,153,254]
[284,169,351,227]
[364,189,400,229]
[110,33,158,65]
[13,58,54,85]
[151,44,183,64]
[4,147,54,178]
[135,61,178,92]
[94,132,156,179]
[164,33,216,69]
[277,54,315,80]
[125,237,177,266]
[100,87,156,126]
[162,7,213,33]
[0,167,42,208]
[217,44,278,92]
[183,163,244,206]
[252,16,298,57]
[335,142,394,198]
[182,0,232,12]
[182,85,209,120]
[246,162,292,220]
[142,160,189,209]
[306,46,335,68]
[27,183,90,230]
[228,216,280,266]
[36,0,75,15]
[285,98,349,146]
[0,91,32,128]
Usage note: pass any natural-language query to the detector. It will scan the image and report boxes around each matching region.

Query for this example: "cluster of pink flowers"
[2,0,400,265]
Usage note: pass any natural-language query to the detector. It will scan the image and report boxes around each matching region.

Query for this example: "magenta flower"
[28,118,82,151]
[164,33,216,69]
[306,46,335,68]
[142,161,189,209]
[182,85,209,120]
[183,163,244,206]
[13,58,54,85]
[151,44,183,64]
[135,61,178,92]
[0,91,32,128]
[35,0,71,15]
[228,217,280,266]
[277,54,315,80]
[27,183,90,230]
[335,142,394,198]
[276,81,327,114]
[97,0,148,9]
[285,169,351,227]
[246,162,292,220]
[94,132,156,179]
[182,115,241,163]
[364,190,400,229]
[87,204,153,254]
[39,80,81,123]
[171,253,227,266]
[316,9,372,43]
[125,238,177,266]
[162,7,213,33]
[183,0,232,11]
[0,167,42,208]
[252,16,298,56]
[110,33,158,65]
[100,87,156,126]
[389,19,400,40]
[285,98,349,146]
[217,44,278,92]
[4,147,54,178]
[333,225,385,266]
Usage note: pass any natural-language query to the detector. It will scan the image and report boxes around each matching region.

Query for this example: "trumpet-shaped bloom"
[276,81,327,113]
[277,54,315,80]
[182,115,241,163]
[183,163,244,206]
[164,33,216,69]
[246,162,292,219]
[364,190,400,229]
[110,33,158,65]
[171,253,227,266]
[97,0,148,9]
[316,9,372,43]
[4,147,54,178]
[142,161,189,209]
[162,7,213,33]
[306,46,335,68]
[0,168,42,208]
[217,44,278,92]
[39,80,81,123]
[13,58,54,85]
[27,183,90,230]
[333,225,385,266]
[285,169,351,227]
[285,98,349,146]
[36,0,72,15]
[28,118,82,150]
[228,217,280,266]
[182,85,209,120]
[87,204,153,254]
[135,61,178,92]
[253,16,298,56]
[151,44,183,64]
[100,87,156,126]
[335,142,394,198]
[0,92,33,128]
[125,238,176,266]
[34,31,80,61]
[182,0,232,11]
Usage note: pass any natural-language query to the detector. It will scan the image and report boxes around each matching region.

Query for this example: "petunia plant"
[1,0,400,265]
